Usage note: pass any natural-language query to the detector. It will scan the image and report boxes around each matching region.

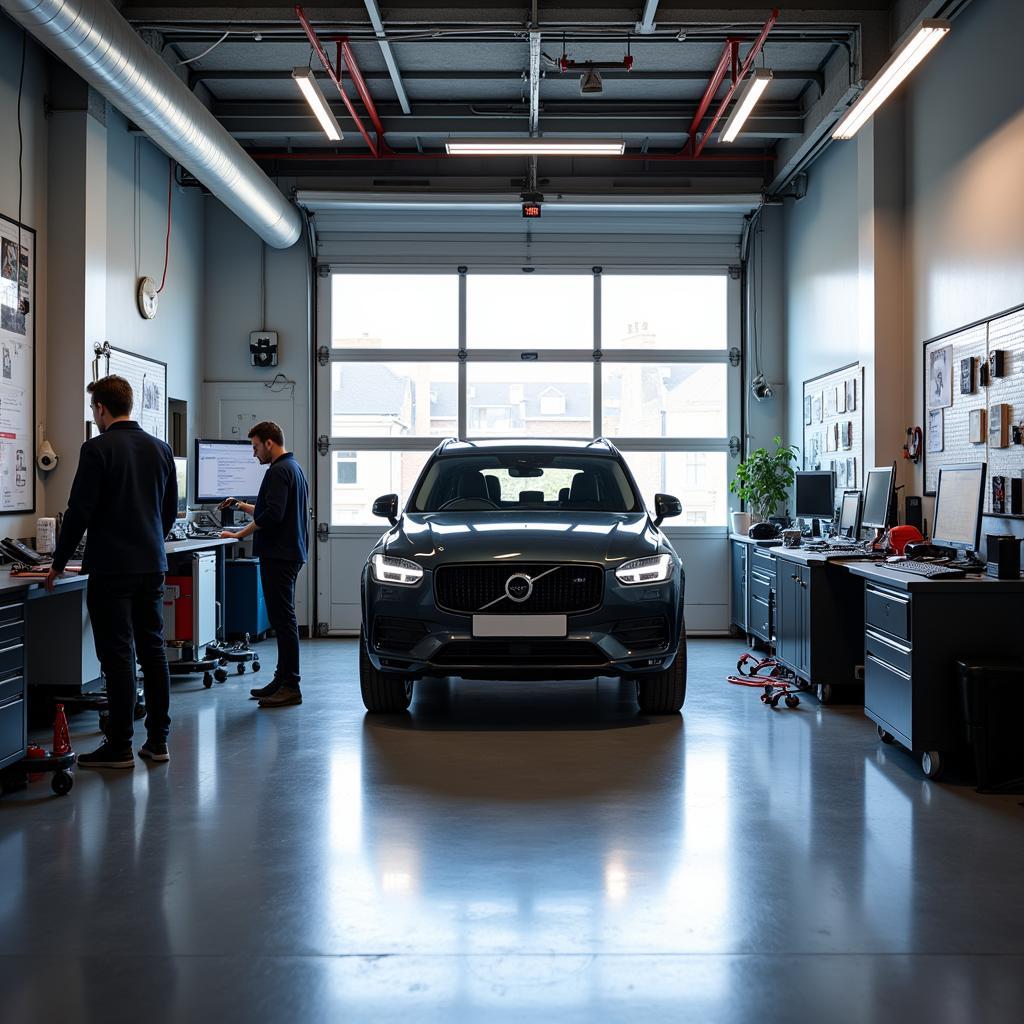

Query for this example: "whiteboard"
[0,214,36,513]
[923,305,1024,504]
[95,346,167,441]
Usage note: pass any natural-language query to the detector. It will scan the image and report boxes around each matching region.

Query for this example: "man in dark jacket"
[46,375,178,768]
[220,421,308,708]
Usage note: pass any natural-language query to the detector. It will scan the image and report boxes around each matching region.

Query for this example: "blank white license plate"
[472,614,567,638]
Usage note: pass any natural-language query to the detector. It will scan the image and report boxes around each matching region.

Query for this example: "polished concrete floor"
[2,638,1023,1023]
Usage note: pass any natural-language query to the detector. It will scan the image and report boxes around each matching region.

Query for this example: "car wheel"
[636,636,687,715]
[359,628,414,713]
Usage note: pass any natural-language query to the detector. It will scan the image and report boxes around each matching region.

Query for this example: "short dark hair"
[87,375,133,418]
[248,420,285,447]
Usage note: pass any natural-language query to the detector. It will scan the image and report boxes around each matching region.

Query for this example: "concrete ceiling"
[112,1,968,195]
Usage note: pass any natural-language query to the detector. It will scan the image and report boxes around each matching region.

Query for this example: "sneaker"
[250,677,281,700]
[139,740,170,763]
[78,742,135,770]
[258,687,302,709]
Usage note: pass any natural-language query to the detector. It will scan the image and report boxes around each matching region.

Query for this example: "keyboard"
[885,560,966,579]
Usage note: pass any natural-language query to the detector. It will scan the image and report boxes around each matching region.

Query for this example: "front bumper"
[361,565,685,680]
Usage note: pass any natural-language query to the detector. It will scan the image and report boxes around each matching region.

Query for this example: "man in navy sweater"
[220,421,309,708]
[47,375,178,768]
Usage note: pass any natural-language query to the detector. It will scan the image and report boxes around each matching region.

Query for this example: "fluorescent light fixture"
[291,67,343,142]
[720,68,773,143]
[833,19,950,140]
[445,139,625,156]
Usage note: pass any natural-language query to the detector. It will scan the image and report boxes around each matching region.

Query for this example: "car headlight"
[371,554,424,586]
[615,553,674,586]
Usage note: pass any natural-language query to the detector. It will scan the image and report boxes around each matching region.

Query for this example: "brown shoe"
[258,687,302,708]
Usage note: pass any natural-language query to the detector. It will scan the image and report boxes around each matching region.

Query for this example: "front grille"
[432,640,608,667]
[612,617,669,653]
[373,616,428,654]
[435,563,603,615]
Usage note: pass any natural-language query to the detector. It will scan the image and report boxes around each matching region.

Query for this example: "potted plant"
[729,437,799,535]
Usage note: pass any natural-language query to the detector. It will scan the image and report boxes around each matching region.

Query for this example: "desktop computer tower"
[905,495,923,532]
[225,558,271,640]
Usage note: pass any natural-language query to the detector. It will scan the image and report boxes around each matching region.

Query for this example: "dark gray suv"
[359,438,686,714]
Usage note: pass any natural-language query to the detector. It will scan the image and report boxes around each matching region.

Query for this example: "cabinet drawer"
[0,620,24,647]
[751,548,776,572]
[750,571,773,604]
[0,642,24,678]
[866,629,911,677]
[0,696,26,765]
[865,585,910,641]
[865,652,912,741]
[0,601,25,627]
[0,674,23,705]
[750,595,771,641]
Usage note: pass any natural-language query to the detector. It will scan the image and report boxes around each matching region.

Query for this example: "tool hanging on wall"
[903,426,922,463]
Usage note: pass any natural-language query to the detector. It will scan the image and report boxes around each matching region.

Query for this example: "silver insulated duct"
[2,0,302,248]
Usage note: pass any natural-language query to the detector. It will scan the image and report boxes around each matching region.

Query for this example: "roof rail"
[586,437,616,450]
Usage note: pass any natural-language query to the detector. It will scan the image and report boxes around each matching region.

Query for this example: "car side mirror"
[654,493,682,527]
[372,493,399,526]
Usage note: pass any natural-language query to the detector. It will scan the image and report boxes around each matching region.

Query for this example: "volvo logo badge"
[505,573,533,603]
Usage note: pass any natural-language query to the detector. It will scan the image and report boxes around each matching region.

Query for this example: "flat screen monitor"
[839,489,862,537]
[862,465,895,529]
[194,439,268,504]
[795,471,835,519]
[173,457,188,517]
[932,462,987,554]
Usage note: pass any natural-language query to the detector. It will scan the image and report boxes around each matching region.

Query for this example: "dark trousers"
[87,572,171,748]
[259,558,303,689]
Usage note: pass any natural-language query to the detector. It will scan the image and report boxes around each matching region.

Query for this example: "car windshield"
[409,453,641,514]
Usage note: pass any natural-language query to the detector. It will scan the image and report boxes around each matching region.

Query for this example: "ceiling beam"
[636,0,660,35]
[362,0,411,114]
[189,68,826,87]
[528,30,541,135]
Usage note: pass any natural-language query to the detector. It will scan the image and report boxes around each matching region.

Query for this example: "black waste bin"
[958,659,1024,793]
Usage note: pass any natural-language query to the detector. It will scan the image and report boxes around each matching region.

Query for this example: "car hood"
[380,511,668,568]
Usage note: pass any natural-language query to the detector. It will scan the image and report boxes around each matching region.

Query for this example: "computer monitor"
[862,465,896,530]
[932,462,987,555]
[839,489,862,537]
[173,456,188,517]
[194,439,268,504]
[795,471,835,519]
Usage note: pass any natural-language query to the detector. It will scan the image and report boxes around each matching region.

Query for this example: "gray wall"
[780,0,1024,517]
[0,19,205,536]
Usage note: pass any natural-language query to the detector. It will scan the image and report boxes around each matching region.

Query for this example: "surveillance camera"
[37,440,58,472]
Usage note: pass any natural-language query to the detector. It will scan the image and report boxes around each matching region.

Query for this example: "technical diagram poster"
[0,214,35,513]
[96,346,167,441]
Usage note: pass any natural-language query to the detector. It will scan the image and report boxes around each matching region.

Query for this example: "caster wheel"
[921,751,944,780]
[816,683,833,705]
[214,668,228,683]
[203,673,213,688]
[237,663,246,675]
[877,725,895,744]
[51,771,74,796]
[252,662,261,672]
[785,694,800,709]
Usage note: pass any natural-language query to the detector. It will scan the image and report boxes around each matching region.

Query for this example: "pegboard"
[802,363,864,495]
[923,305,1024,506]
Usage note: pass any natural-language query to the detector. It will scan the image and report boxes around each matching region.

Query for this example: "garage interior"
[2,0,1024,1020]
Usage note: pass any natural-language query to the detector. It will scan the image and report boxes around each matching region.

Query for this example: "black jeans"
[87,572,171,748]
[259,558,303,689]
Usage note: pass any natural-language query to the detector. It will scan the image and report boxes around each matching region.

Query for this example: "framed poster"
[927,408,944,453]
[927,344,952,409]
[0,214,35,513]
[95,345,167,441]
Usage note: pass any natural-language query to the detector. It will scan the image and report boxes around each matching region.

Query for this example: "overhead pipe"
[1,0,302,248]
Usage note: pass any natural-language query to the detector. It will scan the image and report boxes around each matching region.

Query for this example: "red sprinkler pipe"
[295,4,382,156]
[686,8,779,158]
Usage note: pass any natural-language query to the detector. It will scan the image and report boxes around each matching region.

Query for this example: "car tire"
[636,637,687,715]
[359,628,414,713]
